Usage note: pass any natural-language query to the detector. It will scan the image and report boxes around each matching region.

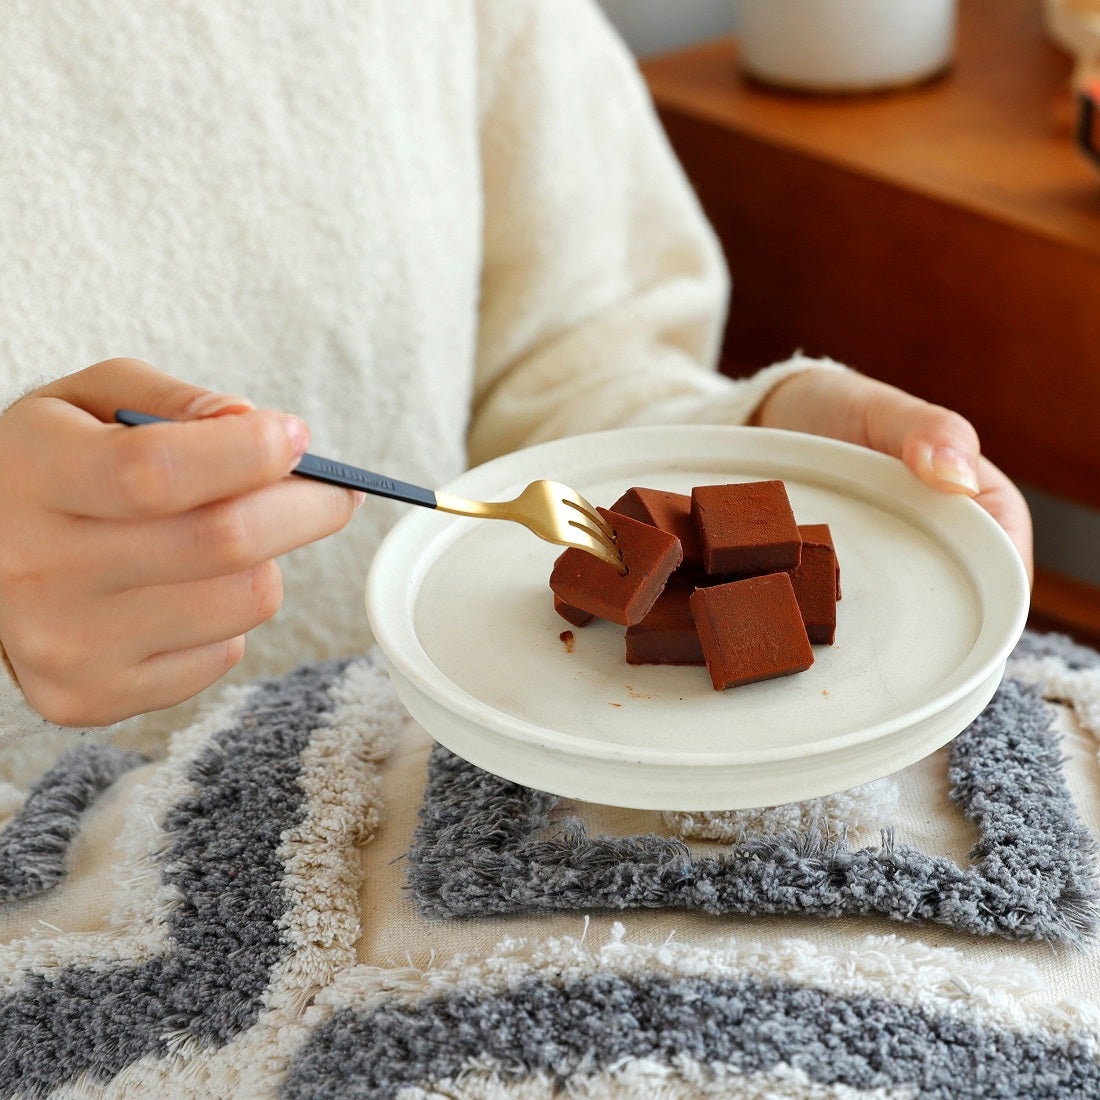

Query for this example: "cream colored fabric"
[0,0,838,744]
[4,657,1094,1040]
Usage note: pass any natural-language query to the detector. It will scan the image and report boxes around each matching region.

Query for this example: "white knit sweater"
[0,0,832,743]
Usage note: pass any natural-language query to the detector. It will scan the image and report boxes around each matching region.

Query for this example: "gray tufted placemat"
[406,677,1100,943]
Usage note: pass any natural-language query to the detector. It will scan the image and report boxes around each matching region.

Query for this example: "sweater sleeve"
[467,0,846,466]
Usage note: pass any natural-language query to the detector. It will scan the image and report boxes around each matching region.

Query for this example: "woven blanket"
[1,631,1099,1098]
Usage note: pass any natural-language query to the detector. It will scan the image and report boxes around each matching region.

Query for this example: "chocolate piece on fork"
[550,509,682,627]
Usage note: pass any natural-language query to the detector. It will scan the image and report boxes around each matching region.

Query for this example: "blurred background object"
[735,0,956,93]
[595,0,734,56]
[1042,0,1100,164]
[1044,0,1100,87]
[1080,79,1100,165]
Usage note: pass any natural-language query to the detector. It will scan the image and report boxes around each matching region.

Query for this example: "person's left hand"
[751,367,1034,583]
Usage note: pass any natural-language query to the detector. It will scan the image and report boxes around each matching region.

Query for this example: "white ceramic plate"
[365,426,1029,811]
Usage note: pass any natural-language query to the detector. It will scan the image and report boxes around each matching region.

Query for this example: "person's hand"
[751,368,1034,582]
[0,358,362,726]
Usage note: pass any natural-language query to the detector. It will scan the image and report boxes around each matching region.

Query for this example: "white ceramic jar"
[736,0,957,93]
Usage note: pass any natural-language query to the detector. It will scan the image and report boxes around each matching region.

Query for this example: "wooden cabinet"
[642,0,1100,642]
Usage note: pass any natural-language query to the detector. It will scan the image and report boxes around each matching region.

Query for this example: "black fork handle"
[114,409,438,508]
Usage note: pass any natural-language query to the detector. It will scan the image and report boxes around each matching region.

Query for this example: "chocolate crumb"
[559,630,575,652]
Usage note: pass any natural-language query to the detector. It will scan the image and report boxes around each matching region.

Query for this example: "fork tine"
[559,495,617,542]
[550,486,623,572]
[564,526,625,572]
[567,517,619,555]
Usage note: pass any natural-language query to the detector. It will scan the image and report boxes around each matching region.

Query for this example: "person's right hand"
[0,358,362,727]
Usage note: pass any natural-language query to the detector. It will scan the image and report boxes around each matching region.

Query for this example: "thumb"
[755,370,983,497]
[857,381,982,497]
[37,357,255,423]
[896,409,982,497]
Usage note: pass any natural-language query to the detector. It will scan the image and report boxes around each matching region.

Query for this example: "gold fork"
[114,411,624,572]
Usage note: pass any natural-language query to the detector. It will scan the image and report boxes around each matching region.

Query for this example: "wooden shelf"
[1030,567,1100,649]
[644,4,1100,254]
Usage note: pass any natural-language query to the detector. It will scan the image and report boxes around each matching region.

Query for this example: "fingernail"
[931,447,980,495]
[351,490,366,510]
[185,393,256,418]
[281,414,310,456]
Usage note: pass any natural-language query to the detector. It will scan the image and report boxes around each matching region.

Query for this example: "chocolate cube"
[789,529,837,645]
[689,573,814,690]
[550,508,682,627]
[691,481,802,576]
[554,594,594,628]
[611,487,703,570]
[625,582,705,666]
[799,522,841,599]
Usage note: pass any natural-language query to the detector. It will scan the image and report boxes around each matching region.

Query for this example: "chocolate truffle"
[689,573,814,690]
[611,487,703,570]
[549,508,682,627]
[691,481,801,576]
[625,582,705,666]
[799,523,841,599]
[554,594,594,628]
[788,535,837,645]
